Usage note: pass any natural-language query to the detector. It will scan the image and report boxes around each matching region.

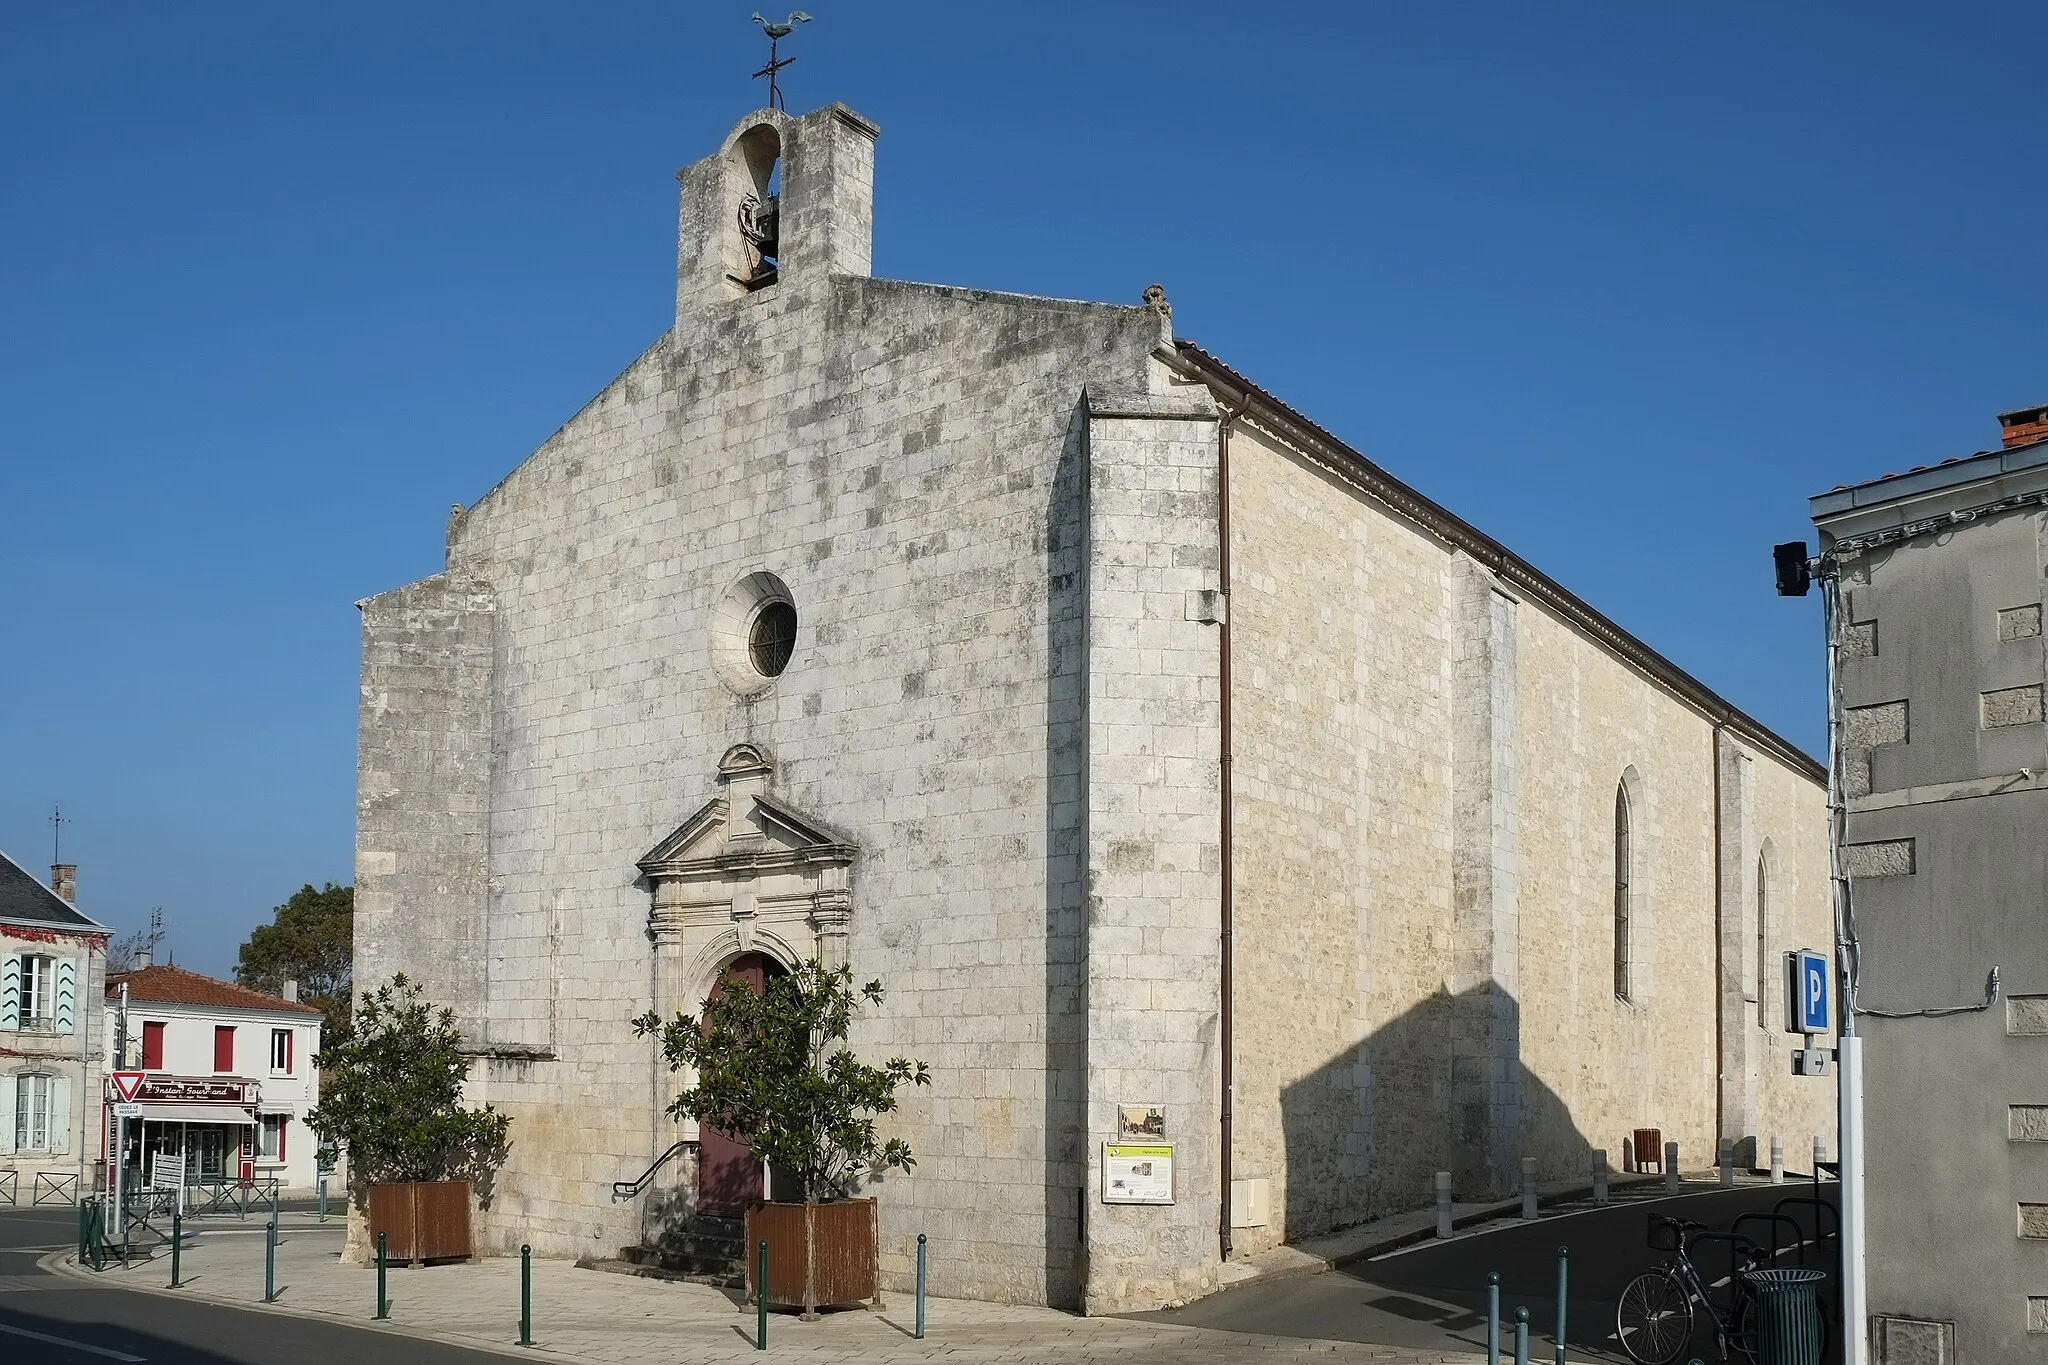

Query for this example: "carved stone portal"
[638,744,856,1029]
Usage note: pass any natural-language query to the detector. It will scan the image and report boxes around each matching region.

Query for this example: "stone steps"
[585,1215,747,1288]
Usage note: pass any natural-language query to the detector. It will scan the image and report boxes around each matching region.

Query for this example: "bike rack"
[1730,1211,1809,1269]
[1770,1194,1840,1253]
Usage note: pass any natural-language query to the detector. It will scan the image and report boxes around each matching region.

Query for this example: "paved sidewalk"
[50,1223,1486,1365]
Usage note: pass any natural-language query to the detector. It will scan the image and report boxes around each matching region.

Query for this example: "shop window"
[270,1028,293,1075]
[141,1021,165,1070]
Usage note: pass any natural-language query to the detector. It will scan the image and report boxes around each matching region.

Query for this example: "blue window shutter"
[54,959,77,1034]
[49,1077,71,1154]
[0,954,20,1031]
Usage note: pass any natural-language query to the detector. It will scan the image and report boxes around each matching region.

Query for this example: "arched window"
[1756,855,1770,1029]
[1614,783,1633,1001]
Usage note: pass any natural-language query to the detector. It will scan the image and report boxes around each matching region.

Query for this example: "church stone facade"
[355,101,1834,1314]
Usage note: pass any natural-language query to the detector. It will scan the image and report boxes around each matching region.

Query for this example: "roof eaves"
[1172,339,1827,786]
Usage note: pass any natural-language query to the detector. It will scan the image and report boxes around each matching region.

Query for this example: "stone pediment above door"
[636,744,856,959]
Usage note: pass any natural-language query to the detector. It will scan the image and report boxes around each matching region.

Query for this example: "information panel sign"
[1784,948,1831,1034]
[1102,1143,1175,1205]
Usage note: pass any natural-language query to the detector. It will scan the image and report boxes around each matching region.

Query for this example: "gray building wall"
[1815,445,2048,1361]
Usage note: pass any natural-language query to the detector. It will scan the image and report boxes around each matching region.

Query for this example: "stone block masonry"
[358,97,1833,1316]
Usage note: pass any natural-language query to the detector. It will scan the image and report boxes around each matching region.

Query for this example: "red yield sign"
[109,1071,145,1102]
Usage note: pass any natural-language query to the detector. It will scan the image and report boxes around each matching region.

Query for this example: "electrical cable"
[1855,966,2001,1019]
[1821,538,2004,1025]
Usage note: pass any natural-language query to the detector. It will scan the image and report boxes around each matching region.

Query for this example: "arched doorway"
[697,952,786,1219]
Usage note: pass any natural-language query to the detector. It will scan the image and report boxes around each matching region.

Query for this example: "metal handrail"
[612,1139,697,1201]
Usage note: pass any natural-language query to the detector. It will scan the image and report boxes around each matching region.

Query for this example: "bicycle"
[1615,1215,1763,1364]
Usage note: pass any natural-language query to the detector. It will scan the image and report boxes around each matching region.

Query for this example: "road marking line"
[0,1320,147,1360]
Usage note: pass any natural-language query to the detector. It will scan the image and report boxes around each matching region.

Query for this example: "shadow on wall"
[1039,402,1089,1309]
[1279,983,1597,1241]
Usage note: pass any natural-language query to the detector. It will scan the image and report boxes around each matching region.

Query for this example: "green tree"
[634,959,930,1204]
[235,882,352,1035]
[307,974,511,1187]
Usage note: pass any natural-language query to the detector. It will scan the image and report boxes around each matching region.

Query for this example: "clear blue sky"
[3,4,2042,975]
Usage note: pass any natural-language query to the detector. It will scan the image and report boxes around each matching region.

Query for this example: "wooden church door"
[696,952,784,1219]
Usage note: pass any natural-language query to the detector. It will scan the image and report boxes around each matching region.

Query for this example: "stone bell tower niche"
[673,103,879,332]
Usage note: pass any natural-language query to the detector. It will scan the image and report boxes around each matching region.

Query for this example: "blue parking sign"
[1785,949,1831,1034]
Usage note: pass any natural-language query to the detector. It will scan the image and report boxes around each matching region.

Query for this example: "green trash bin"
[1743,1266,1827,1365]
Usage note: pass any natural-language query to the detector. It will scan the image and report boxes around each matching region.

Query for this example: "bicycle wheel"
[1728,1291,1760,1364]
[1616,1269,1694,1365]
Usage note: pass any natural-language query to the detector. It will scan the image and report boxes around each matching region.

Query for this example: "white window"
[258,1114,287,1161]
[14,1074,50,1151]
[270,1028,293,1075]
[21,956,54,1027]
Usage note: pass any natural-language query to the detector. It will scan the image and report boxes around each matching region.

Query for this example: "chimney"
[135,949,153,970]
[1999,403,2048,450]
[284,979,299,1003]
[51,864,76,904]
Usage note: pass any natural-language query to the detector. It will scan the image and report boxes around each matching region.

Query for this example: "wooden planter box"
[368,1180,474,1264]
[744,1198,879,1315]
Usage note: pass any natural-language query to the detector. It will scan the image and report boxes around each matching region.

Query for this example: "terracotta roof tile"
[105,964,321,1015]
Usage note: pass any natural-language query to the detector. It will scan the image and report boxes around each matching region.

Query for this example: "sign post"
[106,1073,144,1239]
[1785,949,1833,1075]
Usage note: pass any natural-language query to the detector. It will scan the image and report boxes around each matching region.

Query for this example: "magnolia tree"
[634,960,930,1204]
[309,974,511,1259]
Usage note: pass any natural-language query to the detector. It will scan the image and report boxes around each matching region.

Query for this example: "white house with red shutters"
[103,961,324,1194]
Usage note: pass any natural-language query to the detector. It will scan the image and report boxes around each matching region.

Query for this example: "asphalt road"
[0,1206,505,1364]
[1137,1183,1841,1363]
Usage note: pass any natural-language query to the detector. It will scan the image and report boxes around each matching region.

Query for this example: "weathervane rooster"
[752,11,812,111]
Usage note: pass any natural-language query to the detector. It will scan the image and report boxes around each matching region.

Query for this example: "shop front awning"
[134,1104,258,1126]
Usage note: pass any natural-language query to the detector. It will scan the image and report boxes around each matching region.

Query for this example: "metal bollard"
[915,1233,927,1340]
[318,1175,328,1222]
[1521,1157,1538,1220]
[271,1185,280,1227]
[376,1230,389,1319]
[1593,1148,1609,1205]
[1719,1139,1735,1188]
[1554,1245,1568,1365]
[240,1182,248,1221]
[1812,1134,1826,1180]
[1770,1135,1785,1185]
[171,1209,182,1287]
[1514,1305,1530,1365]
[265,1219,277,1303]
[1665,1141,1681,1195]
[756,1240,769,1351]
[1487,1272,1500,1365]
[1435,1170,1453,1239]
[520,1243,532,1346]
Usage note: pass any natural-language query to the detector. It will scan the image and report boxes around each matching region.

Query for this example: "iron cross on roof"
[752,11,812,112]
